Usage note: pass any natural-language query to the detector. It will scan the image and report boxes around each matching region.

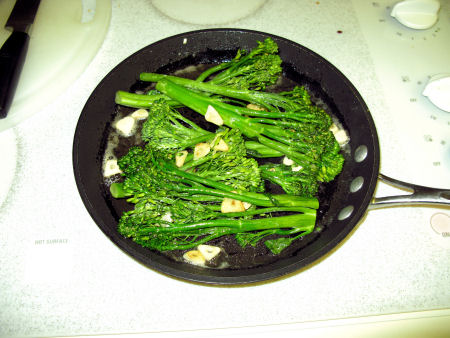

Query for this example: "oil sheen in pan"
[101,63,351,270]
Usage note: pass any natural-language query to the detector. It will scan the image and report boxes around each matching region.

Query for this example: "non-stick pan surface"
[73,29,380,284]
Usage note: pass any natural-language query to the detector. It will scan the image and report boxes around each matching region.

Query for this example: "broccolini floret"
[195,37,282,90]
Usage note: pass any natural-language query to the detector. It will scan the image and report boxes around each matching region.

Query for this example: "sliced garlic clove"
[175,150,189,167]
[334,129,349,146]
[391,0,440,30]
[103,159,122,177]
[115,116,136,136]
[183,250,206,266]
[330,123,349,145]
[161,212,173,223]
[214,139,229,152]
[205,105,224,126]
[197,245,221,261]
[243,202,252,210]
[221,197,246,213]
[291,165,303,172]
[282,156,294,166]
[329,123,339,134]
[246,103,266,111]
[194,143,211,160]
[131,108,149,120]
[422,74,450,112]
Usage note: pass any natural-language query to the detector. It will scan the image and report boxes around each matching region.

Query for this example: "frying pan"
[72,29,450,285]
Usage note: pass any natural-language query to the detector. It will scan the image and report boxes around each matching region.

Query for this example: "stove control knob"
[423,74,450,112]
[391,0,440,29]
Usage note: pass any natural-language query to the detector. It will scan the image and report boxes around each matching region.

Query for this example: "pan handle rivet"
[350,176,364,193]
[338,205,354,221]
[354,145,368,162]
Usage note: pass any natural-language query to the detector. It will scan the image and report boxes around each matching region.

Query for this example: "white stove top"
[0,1,449,337]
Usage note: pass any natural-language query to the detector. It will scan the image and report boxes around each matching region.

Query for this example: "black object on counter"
[0,0,41,119]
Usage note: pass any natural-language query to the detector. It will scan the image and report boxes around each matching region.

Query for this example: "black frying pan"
[72,29,450,285]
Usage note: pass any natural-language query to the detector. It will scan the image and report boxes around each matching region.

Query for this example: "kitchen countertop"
[0,1,449,337]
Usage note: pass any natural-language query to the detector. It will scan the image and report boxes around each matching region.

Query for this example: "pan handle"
[369,174,450,209]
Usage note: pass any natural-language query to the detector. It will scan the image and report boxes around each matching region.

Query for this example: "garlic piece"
[329,123,339,134]
[198,245,221,261]
[283,156,294,166]
[246,103,266,111]
[205,105,224,126]
[131,108,149,120]
[161,212,173,223]
[103,159,122,177]
[175,150,188,167]
[183,250,206,266]
[194,143,211,160]
[330,123,349,146]
[243,202,252,210]
[221,197,246,213]
[292,165,303,172]
[334,129,349,146]
[115,116,136,136]
[214,139,229,152]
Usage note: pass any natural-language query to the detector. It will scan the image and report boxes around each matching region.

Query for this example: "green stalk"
[176,133,215,150]
[110,182,130,198]
[256,135,313,166]
[141,73,275,110]
[115,90,179,108]
[244,140,283,158]
[216,206,316,218]
[172,185,277,207]
[196,62,231,82]
[141,213,315,233]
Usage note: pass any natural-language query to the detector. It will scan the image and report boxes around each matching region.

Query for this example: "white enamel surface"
[1,0,450,337]
[152,0,267,25]
[0,0,111,132]
[0,129,17,208]
[422,74,450,112]
[391,0,440,29]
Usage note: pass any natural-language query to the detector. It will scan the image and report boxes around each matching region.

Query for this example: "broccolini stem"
[233,108,317,121]
[110,182,131,199]
[140,213,315,233]
[244,140,283,158]
[115,90,179,108]
[172,185,276,206]
[141,73,274,110]
[195,62,231,82]
[216,206,316,218]
[256,135,313,165]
